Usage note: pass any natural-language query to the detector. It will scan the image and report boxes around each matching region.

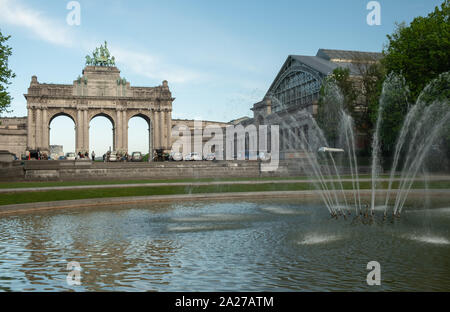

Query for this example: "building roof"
[289,49,382,77]
[290,55,338,75]
[316,49,382,62]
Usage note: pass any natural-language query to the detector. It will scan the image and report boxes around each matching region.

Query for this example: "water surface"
[0,199,449,291]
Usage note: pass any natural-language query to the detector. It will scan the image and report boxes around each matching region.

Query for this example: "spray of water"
[253,71,449,220]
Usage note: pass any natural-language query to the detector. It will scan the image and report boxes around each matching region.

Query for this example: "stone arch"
[89,111,116,127]
[48,110,77,156]
[127,112,153,161]
[48,111,77,127]
[89,111,117,153]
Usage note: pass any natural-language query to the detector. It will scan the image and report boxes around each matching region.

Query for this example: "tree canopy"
[0,29,15,116]
[382,0,450,101]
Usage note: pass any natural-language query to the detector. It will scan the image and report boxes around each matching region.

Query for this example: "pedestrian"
[92,151,95,161]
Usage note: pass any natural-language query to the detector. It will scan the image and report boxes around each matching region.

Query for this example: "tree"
[352,59,386,155]
[331,67,358,115]
[317,75,345,147]
[317,64,385,154]
[375,73,410,158]
[0,29,15,117]
[382,0,450,101]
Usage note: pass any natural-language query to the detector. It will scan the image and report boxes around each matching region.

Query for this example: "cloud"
[0,0,74,47]
[0,0,205,84]
[111,47,207,84]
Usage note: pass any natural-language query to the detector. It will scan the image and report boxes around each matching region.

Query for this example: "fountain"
[263,71,449,222]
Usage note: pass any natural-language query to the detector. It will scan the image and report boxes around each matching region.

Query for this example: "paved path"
[0,176,449,193]
[1,189,449,216]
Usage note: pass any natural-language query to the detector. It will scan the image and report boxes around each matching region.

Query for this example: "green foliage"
[375,73,410,157]
[331,67,358,114]
[417,71,450,159]
[317,75,345,147]
[0,30,15,117]
[317,65,385,153]
[416,71,450,106]
[382,0,450,101]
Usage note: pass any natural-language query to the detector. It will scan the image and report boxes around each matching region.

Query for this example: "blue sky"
[0,0,443,155]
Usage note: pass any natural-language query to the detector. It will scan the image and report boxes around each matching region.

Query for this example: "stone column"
[27,106,34,150]
[83,109,89,153]
[159,109,164,149]
[166,109,172,150]
[154,110,160,149]
[122,110,128,153]
[76,109,82,153]
[149,109,155,158]
[116,109,122,151]
[35,108,42,150]
[42,107,48,152]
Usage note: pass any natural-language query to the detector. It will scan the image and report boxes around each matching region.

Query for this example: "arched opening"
[90,114,114,160]
[128,114,152,161]
[49,114,76,159]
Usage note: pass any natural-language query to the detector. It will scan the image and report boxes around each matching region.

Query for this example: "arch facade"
[25,66,174,157]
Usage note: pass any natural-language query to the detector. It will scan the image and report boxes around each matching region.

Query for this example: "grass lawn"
[0,180,448,206]
[0,174,396,189]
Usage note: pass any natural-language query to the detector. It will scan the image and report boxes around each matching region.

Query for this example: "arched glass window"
[272,71,321,112]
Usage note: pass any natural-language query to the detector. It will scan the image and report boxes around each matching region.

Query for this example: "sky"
[0,0,444,155]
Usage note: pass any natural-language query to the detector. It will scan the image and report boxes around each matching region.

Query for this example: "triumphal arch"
[24,42,174,156]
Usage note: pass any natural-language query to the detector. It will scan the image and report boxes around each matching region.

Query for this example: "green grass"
[0,180,448,206]
[0,174,395,189]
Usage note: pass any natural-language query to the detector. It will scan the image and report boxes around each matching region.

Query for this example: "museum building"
[238,48,382,159]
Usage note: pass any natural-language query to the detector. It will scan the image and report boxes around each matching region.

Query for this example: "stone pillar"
[122,110,128,153]
[166,109,172,150]
[159,109,164,149]
[42,107,48,152]
[35,108,42,150]
[83,109,89,153]
[148,119,152,161]
[149,109,155,157]
[160,110,165,149]
[76,109,82,153]
[27,106,34,150]
[116,109,122,151]
[154,110,160,149]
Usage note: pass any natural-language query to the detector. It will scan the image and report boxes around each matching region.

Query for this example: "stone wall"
[0,117,28,157]
[0,160,308,181]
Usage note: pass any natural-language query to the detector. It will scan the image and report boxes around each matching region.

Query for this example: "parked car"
[108,152,118,162]
[58,155,67,160]
[184,152,202,161]
[204,153,216,161]
[169,152,183,161]
[66,152,76,160]
[131,152,143,162]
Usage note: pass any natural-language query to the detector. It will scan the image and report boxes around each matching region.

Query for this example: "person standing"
[91,151,95,161]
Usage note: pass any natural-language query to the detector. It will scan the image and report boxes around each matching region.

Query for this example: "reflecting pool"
[0,199,449,291]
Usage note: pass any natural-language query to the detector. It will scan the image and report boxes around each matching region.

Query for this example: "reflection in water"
[0,199,449,291]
